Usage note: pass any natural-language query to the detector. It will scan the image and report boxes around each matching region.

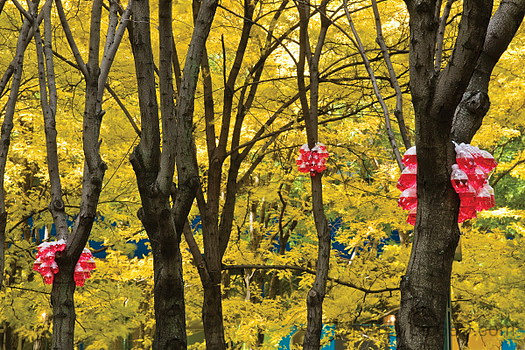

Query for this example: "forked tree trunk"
[396,1,494,349]
[397,1,524,349]
[129,0,218,347]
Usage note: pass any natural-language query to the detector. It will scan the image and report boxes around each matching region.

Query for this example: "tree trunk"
[295,1,331,348]
[150,233,187,349]
[396,1,493,349]
[51,259,76,350]
[303,176,331,350]
[202,271,226,350]
[395,139,460,349]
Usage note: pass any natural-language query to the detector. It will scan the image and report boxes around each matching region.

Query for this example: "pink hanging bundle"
[398,185,417,211]
[396,143,497,225]
[477,150,498,173]
[397,166,417,191]
[33,240,96,286]
[475,183,495,212]
[450,165,469,193]
[406,207,417,225]
[33,240,66,284]
[74,248,96,287]
[296,142,329,176]
[401,146,417,168]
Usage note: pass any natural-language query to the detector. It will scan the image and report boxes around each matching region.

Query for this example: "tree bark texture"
[201,272,225,350]
[452,0,525,143]
[396,1,494,349]
[296,1,331,349]
[129,0,217,348]
[50,257,76,350]
[43,0,130,346]
[149,212,187,350]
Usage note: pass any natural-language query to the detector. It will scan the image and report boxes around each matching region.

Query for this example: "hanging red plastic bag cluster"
[452,142,496,222]
[296,143,329,176]
[397,144,496,225]
[74,248,96,287]
[33,240,66,284]
[397,146,418,225]
[33,240,96,286]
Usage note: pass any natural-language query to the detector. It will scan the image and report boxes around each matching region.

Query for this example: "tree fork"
[396,0,494,349]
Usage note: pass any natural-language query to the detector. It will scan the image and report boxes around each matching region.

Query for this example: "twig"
[492,158,525,187]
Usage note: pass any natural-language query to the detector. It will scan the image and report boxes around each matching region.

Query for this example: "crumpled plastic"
[296,143,329,176]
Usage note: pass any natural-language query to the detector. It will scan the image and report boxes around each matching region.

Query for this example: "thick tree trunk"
[50,260,76,350]
[395,136,460,350]
[150,233,187,349]
[396,1,493,349]
[202,272,226,350]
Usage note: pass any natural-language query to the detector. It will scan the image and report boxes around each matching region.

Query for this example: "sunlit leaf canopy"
[0,0,523,348]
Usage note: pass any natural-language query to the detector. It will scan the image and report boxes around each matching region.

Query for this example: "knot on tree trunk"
[51,199,64,211]
[90,174,102,186]
[452,90,490,142]
[307,287,323,305]
[462,90,490,114]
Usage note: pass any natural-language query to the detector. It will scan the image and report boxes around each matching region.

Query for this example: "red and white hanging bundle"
[397,143,496,225]
[397,146,418,225]
[33,240,96,286]
[296,143,329,176]
[74,248,96,287]
[33,240,66,284]
[452,142,496,222]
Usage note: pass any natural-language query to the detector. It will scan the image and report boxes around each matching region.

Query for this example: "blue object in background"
[278,326,297,350]
[88,240,107,259]
[388,326,396,350]
[321,324,336,350]
[278,325,335,350]
[128,238,151,258]
[502,339,517,350]
[501,330,524,350]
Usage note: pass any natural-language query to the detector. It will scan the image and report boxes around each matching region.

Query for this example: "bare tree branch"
[371,0,411,149]
[434,0,455,71]
[55,0,88,76]
[491,158,525,187]
[222,264,399,293]
[51,49,141,136]
[34,0,69,239]
[343,0,404,170]
[97,1,132,99]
